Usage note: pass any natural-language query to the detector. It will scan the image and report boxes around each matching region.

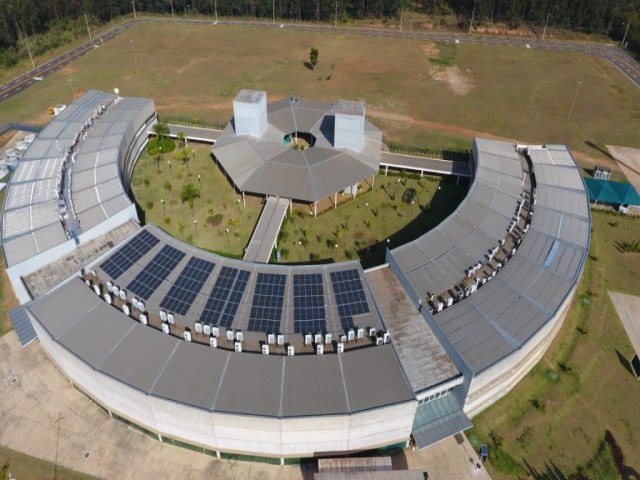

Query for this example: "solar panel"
[159,257,215,315]
[126,245,186,300]
[330,269,370,330]
[293,273,326,333]
[100,230,159,279]
[199,267,250,327]
[248,273,287,333]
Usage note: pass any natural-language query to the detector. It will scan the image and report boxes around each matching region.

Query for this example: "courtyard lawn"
[467,210,640,479]
[130,142,263,257]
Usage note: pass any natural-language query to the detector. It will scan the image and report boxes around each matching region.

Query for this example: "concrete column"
[289,199,293,214]
[280,458,285,466]
[420,170,423,178]
[108,410,113,418]
[216,451,221,459]
[157,433,163,442]
[334,192,337,208]
[385,165,388,175]
[371,174,375,188]
[242,191,246,206]
[314,202,317,218]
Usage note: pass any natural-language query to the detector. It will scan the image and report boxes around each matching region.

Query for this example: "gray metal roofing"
[27,276,415,417]
[93,224,385,340]
[1,90,154,267]
[212,98,382,203]
[243,196,289,263]
[8,306,37,346]
[411,394,472,449]
[389,139,590,374]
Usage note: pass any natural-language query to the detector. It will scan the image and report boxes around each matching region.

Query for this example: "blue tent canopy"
[583,177,640,206]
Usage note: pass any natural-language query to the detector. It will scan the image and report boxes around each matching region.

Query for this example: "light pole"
[68,78,74,96]
[225,228,230,246]
[272,0,275,23]
[160,198,165,216]
[84,13,93,40]
[214,0,218,22]
[568,81,582,121]
[236,198,241,214]
[170,0,175,19]
[131,0,137,20]
[622,20,631,49]
[334,1,338,28]
[542,12,551,41]
[194,219,198,235]
[130,40,139,73]
[168,160,172,174]
[197,174,201,187]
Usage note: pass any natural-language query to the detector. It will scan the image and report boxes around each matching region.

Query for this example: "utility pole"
[622,20,631,48]
[131,0,137,20]
[272,0,275,23]
[400,6,403,32]
[542,12,550,41]
[334,1,338,28]
[568,81,582,120]
[23,35,35,68]
[84,13,92,40]
[469,7,475,35]
[214,0,218,22]
[170,0,175,19]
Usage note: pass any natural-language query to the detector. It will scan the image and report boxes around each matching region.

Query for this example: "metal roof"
[27,276,415,417]
[389,139,590,374]
[1,90,154,267]
[212,98,381,203]
[92,224,385,343]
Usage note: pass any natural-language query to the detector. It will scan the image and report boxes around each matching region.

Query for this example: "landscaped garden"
[129,131,468,265]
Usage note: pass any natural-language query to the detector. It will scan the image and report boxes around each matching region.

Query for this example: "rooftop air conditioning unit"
[383,332,391,344]
[112,285,120,296]
[85,279,91,287]
[104,293,112,305]
[340,334,347,343]
[107,281,114,292]
[119,290,127,301]
[267,333,276,345]
[437,302,444,312]
[316,344,324,355]
[234,342,242,353]
[446,297,453,307]
[325,333,332,344]
[227,330,234,341]
[91,269,97,277]
[261,344,269,355]
[287,345,295,356]
[315,333,323,345]
[209,337,217,348]
[368,327,377,337]
[348,329,355,341]
[357,328,364,339]
[138,301,145,312]
[236,331,244,342]
[212,326,219,338]
[184,329,192,342]
[470,283,477,294]
[160,310,168,322]
[122,304,130,316]
[376,336,384,346]
[93,284,101,296]
[140,313,148,325]
[277,334,285,345]
[305,334,312,345]
[167,313,175,325]
[203,324,211,336]
[195,322,203,334]
[511,247,517,256]
[337,342,345,353]
[131,298,139,310]
[162,323,170,335]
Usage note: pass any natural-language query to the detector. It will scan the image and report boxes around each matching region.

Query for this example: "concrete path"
[609,291,640,355]
[244,196,289,263]
[166,124,221,143]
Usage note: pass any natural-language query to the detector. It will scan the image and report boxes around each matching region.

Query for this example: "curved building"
[3,90,589,461]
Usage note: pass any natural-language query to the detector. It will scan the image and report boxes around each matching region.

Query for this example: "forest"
[0,0,638,68]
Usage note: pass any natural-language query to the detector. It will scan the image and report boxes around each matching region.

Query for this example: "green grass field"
[468,210,640,479]
[0,22,638,161]
[130,141,467,263]
[0,445,97,480]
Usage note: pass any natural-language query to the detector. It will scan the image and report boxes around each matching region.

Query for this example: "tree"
[153,122,170,143]
[177,131,185,148]
[180,183,200,209]
[309,47,319,70]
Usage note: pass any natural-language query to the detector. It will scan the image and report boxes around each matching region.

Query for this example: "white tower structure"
[334,100,365,152]
[233,89,267,137]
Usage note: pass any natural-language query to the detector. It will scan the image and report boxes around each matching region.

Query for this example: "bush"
[164,217,171,225]
[206,214,223,227]
[488,446,527,477]
[309,252,320,261]
[147,137,175,155]
[146,200,154,210]
[143,178,150,187]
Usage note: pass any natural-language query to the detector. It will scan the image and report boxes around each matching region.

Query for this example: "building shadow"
[615,348,635,377]
[623,464,640,480]
[319,115,335,146]
[585,140,614,160]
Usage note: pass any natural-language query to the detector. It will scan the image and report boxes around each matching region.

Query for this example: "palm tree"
[180,183,200,210]
[153,122,170,144]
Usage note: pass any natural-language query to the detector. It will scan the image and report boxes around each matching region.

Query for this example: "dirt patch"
[60,64,79,76]
[176,57,209,75]
[429,65,475,96]
[421,43,440,57]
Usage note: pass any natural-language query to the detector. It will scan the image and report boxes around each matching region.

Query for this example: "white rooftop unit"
[334,100,366,152]
[209,336,217,348]
[226,329,234,341]
[261,344,269,355]
[104,293,112,305]
[233,89,267,138]
[277,334,285,345]
[139,313,148,325]
[203,324,211,336]
[183,329,192,342]
[337,342,345,353]
[267,333,276,345]
[162,323,170,335]
[195,322,203,334]
[122,304,130,316]
[234,341,242,353]
[287,345,295,356]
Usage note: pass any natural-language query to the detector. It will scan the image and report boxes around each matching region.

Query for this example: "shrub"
[143,178,150,187]
[146,200,153,210]
[309,252,320,261]
[164,217,171,225]
[206,214,223,227]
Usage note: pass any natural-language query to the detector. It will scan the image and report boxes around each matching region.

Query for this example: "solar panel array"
[127,245,185,300]
[100,230,159,279]
[200,267,250,327]
[159,257,215,315]
[293,274,326,333]
[330,269,370,330]
[248,273,287,333]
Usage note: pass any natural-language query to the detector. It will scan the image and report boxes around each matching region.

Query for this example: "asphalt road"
[1,17,639,105]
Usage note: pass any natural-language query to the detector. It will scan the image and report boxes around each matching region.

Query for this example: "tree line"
[0,0,639,67]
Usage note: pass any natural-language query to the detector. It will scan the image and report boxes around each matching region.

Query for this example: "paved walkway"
[166,124,222,143]
[609,291,640,354]
[381,152,471,177]
[244,197,289,263]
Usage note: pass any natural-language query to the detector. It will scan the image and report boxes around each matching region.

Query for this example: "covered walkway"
[243,196,289,263]
[381,152,471,177]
